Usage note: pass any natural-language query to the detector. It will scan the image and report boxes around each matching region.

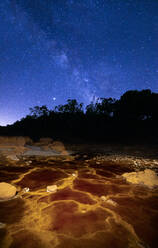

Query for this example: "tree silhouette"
[54,99,83,114]
[117,89,154,121]
[1,90,158,143]
[29,105,50,118]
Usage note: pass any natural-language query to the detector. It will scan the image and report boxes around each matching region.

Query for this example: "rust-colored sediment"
[0,160,158,248]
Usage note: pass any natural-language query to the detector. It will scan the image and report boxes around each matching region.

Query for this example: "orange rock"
[50,141,68,155]
[122,169,158,188]
[0,182,17,200]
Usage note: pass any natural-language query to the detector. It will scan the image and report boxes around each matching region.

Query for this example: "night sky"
[0,0,158,126]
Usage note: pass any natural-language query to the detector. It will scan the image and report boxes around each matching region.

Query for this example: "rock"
[100,195,108,201]
[0,182,17,200]
[0,136,31,159]
[41,145,50,151]
[96,161,100,165]
[6,155,19,161]
[106,199,117,206]
[100,196,117,206]
[22,187,30,193]
[46,185,57,193]
[0,136,32,146]
[72,173,77,177]
[50,141,68,155]
[0,222,6,229]
[81,208,87,213]
[25,161,32,165]
[122,169,158,188]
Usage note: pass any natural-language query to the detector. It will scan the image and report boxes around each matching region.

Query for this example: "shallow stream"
[0,155,158,248]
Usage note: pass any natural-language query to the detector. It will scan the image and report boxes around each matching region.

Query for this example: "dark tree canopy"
[54,99,83,114]
[1,89,158,143]
[29,105,50,118]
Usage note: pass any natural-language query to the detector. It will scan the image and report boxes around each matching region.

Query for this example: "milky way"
[0,0,158,125]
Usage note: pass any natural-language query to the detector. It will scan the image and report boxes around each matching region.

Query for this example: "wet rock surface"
[0,143,158,248]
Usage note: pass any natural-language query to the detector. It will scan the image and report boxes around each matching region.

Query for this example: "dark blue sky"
[0,0,158,126]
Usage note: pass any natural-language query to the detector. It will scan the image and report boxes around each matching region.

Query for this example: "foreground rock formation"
[0,140,158,248]
[0,183,17,201]
[122,169,158,188]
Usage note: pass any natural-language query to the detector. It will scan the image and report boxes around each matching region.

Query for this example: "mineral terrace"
[0,137,158,248]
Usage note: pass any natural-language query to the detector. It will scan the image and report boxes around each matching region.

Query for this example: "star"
[0,0,157,125]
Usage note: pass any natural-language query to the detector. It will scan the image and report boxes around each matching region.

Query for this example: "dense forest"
[1,89,158,144]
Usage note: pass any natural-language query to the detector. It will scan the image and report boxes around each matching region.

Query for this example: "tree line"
[1,89,158,143]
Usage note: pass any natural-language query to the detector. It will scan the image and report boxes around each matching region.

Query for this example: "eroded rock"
[0,136,32,160]
[22,187,30,193]
[0,182,17,200]
[100,196,117,206]
[122,169,158,188]
[47,185,57,193]
[0,222,6,229]
[50,141,68,155]
[0,136,32,146]
[6,155,19,161]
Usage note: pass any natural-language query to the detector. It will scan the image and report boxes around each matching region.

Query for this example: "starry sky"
[0,0,158,126]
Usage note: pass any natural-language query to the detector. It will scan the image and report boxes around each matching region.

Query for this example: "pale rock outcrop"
[50,141,68,155]
[22,187,30,193]
[0,222,6,229]
[0,136,32,146]
[47,185,57,193]
[0,146,28,159]
[6,155,19,161]
[0,182,17,200]
[122,169,158,188]
[100,195,107,201]
[106,199,117,206]
[0,136,31,159]
[100,196,117,206]
[27,139,69,155]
